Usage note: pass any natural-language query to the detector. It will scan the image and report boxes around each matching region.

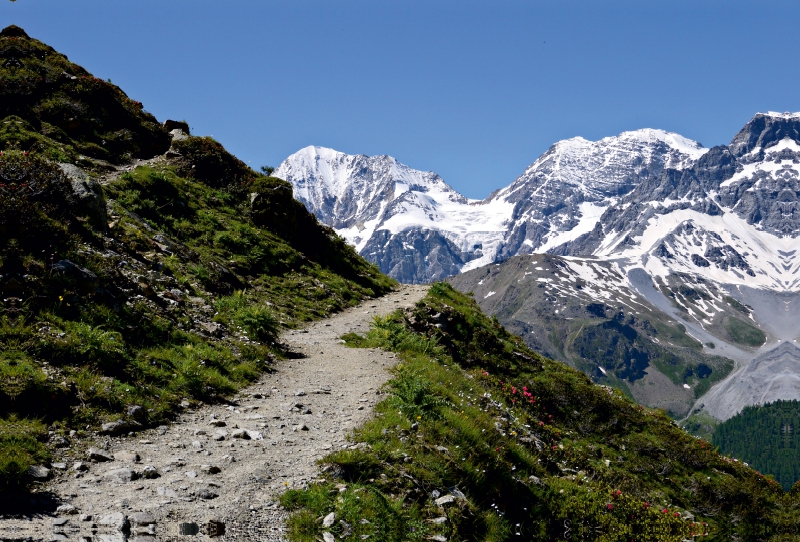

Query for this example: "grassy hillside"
[0,25,394,499]
[282,284,798,541]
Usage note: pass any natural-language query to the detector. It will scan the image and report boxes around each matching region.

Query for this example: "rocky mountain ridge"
[275,128,706,283]
[278,112,800,423]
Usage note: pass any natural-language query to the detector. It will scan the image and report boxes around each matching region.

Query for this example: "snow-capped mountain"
[275,112,800,423]
[274,128,705,283]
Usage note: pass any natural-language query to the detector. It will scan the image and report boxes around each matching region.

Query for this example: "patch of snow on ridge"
[764,111,800,119]
[600,208,799,290]
[538,202,607,253]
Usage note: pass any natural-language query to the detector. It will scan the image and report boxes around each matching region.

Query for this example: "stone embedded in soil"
[87,447,114,462]
[104,467,136,483]
[131,512,155,526]
[200,465,221,474]
[28,465,50,479]
[231,429,250,439]
[209,420,227,427]
[101,419,141,436]
[56,504,78,515]
[197,488,218,500]
[98,512,129,531]
[322,512,336,527]
[141,465,160,479]
[435,495,455,506]
[114,450,141,463]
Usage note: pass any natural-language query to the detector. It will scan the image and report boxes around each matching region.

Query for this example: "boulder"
[59,163,107,228]
[101,419,141,436]
[27,465,50,479]
[163,119,190,134]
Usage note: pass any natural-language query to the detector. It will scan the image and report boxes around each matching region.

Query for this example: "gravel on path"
[0,284,428,542]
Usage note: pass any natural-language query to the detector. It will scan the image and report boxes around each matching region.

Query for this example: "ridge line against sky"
[2,0,799,199]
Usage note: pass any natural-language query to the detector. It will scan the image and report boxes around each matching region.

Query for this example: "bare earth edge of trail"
[0,284,429,542]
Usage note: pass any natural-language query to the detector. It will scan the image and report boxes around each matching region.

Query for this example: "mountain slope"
[279,112,800,427]
[0,25,394,498]
[275,130,705,283]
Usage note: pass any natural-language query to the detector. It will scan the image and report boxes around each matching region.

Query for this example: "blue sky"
[2,1,799,198]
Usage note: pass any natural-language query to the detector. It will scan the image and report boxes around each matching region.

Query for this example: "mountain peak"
[730,111,800,157]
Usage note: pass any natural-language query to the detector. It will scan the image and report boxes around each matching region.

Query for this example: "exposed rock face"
[276,130,704,283]
[277,113,800,290]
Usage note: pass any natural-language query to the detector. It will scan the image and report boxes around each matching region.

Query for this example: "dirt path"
[1,284,428,542]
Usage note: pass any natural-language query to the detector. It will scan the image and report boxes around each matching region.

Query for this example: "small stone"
[79,514,92,522]
[197,488,218,500]
[87,447,114,462]
[131,511,156,526]
[101,419,141,436]
[429,536,447,542]
[192,440,203,448]
[52,518,69,526]
[51,462,67,470]
[157,486,179,497]
[323,532,335,542]
[294,390,307,396]
[141,465,160,479]
[194,429,207,436]
[200,465,221,475]
[212,432,226,441]
[73,461,90,472]
[322,512,336,527]
[28,465,50,479]
[105,467,136,483]
[209,420,227,427]
[246,430,264,440]
[435,495,455,506]
[127,404,146,419]
[98,512,129,532]
[231,429,250,440]
[180,400,191,408]
[429,517,448,524]
[56,504,78,515]
[185,470,197,478]
[52,435,70,447]
[114,450,141,463]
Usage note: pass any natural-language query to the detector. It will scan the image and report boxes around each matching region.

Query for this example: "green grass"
[282,283,798,541]
[0,150,392,495]
[724,317,766,347]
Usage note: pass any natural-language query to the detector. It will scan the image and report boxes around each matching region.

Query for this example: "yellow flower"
[58,296,63,301]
